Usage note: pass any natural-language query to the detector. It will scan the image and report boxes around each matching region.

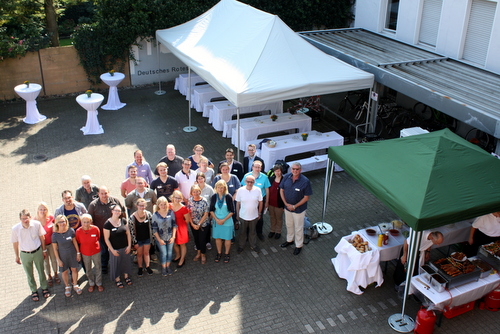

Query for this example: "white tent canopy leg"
[183,67,197,132]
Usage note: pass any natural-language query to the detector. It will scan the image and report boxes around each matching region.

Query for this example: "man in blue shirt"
[279,162,312,255]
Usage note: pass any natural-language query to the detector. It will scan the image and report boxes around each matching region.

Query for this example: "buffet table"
[410,272,500,310]
[14,83,47,124]
[332,233,384,295]
[210,101,283,131]
[76,93,105,135]
[174,73,204,96]
[260,130,343,170]
[100,72,126,110]
[231,113,312,150]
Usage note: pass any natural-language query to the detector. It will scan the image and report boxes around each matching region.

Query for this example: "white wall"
[129,39,188,86]
[354,0,500,74]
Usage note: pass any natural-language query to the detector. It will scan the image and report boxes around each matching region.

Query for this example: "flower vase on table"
[301,133,308,141]
[270,115,278,122]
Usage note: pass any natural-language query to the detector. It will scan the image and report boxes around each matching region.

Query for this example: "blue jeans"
[156,240,174,265]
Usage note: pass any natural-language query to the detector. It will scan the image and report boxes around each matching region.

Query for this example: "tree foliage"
[71,0,354,84]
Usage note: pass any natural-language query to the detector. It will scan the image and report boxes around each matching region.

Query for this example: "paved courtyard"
[0,83,497,333]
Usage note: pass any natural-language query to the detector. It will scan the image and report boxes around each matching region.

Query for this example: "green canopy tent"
[325,129,500,332]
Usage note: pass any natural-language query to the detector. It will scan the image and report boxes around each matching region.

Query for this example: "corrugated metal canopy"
[299,28,500,139]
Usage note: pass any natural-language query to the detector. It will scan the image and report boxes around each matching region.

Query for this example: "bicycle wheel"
[413,102,432,120]
[392,112,414,134]
[465,129,492,151]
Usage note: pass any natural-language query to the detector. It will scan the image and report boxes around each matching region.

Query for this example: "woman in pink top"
[35,202,60,286]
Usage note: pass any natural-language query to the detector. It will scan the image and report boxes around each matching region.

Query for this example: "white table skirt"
[410,273,500,310]
[14,83,46,124]
[203,101,232,118]
[174,73,204,96]
[211,101,283,131]
[260,130,343,170]
[332,234,384,295]
[192,86,224,112]
[76,93,105,135]
[231,113,312,150]
[100,72,126,110]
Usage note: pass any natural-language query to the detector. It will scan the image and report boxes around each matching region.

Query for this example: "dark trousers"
[192,225,210,254]
[100,239,109,270]
[256,196,266,235]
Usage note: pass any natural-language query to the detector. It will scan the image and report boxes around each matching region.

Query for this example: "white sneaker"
[206,243,212,250]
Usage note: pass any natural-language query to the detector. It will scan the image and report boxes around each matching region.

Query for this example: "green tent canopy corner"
[327,129,500,231]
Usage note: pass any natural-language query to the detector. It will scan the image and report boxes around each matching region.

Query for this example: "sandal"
[115,281,124,289]
[65,286,72,297]
[88,285,95,293]
[47,277,53,287]
[31,291,39,302]
[214,253,222,263]
[224,254,230,263]
[42,289,50,298]
[193,254,201,261]
[54,276,61,285]
[125,277,132,286]
[97,285,104,292]
[201,255,206,265]
[73,285,82,295]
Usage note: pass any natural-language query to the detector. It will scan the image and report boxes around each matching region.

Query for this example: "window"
[385,0,400,30]
[419,0,443,47]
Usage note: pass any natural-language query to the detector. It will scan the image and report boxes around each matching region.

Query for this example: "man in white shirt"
[175,159,197,203]
[235,175,263,254]
[466,211,500,256]
[11,209,50,301]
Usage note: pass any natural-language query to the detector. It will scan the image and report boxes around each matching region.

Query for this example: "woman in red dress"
[170,190,191,268]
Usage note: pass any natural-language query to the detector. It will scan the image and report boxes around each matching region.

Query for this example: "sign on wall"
[129,39,188,86]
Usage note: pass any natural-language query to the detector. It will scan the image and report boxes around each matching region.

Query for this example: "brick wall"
[1,46,130,101]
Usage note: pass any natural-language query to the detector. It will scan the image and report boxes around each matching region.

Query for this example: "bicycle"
[412,102,458,132]
[337,90,369,115]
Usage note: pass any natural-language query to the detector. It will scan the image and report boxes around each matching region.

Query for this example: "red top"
[42,215,55,245]
[75,225,101,256]
[170,204,190,245]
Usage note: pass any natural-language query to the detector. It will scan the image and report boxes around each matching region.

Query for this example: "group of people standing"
[12,143,313,302]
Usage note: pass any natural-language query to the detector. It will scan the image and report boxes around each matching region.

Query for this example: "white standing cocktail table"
[14,83,47,124]
[100,72,126,110]
[77,93,105,135]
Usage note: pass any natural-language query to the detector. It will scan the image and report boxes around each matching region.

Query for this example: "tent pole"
[183,67,197,132]
[236,107,241,161]
[388,228,420,332]
[154,40,166,96]
[313,158,334,234]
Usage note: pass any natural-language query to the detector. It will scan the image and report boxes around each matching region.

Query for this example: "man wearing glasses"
[279,162,312,255]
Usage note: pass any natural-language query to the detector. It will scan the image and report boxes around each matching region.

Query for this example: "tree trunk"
[44,0,59,47]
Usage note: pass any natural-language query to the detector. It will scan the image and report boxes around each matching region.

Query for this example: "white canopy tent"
[155,0,374,148]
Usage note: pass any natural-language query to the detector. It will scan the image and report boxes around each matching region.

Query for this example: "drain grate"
[33,154,48,162]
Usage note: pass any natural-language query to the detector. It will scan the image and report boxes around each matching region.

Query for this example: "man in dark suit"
[243,144,265,174]
[218,148,244,181]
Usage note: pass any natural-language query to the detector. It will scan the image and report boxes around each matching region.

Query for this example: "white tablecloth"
[14,83,46,124]
[100,72,126,110]
[211,101,283,131]
[332,234,384,295]
[260,131,343,170]
[356,220,472,262]
[76,93,104,135]
[174,73,204,96]
[202,101,232,118]
[410,273,500,310]
[231,113,312,150]
[192,86,224,112]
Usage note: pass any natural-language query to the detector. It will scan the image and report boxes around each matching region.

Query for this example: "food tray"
[469,257,493,278]
[420,264,436,283]
[430,259,481,289]
[430,273,447,292]
[478,243,500,271]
